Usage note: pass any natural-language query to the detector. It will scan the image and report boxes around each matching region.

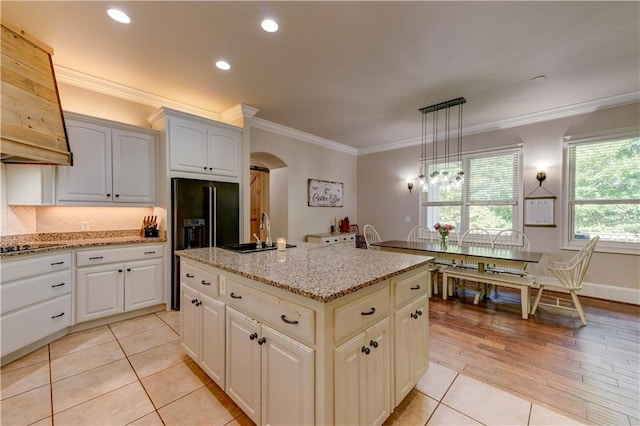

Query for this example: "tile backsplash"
[2,206,156,235]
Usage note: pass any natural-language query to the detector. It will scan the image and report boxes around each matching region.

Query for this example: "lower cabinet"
[334,317,391,426]
[394,294,429,402]
[75,245,164,323]
[225,306,314,426]
[180,284,226,388]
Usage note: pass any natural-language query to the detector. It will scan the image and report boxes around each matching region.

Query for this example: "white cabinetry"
[57,113,157,205]
[180,260,225,388]
[75,244,164,323]
[307,232,356,247]
[6,165,56,205]
[226,306,314,426]
[1,252,72,360]
[149,108,242,180]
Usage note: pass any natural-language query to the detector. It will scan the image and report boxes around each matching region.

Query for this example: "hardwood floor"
[428,287,640,426]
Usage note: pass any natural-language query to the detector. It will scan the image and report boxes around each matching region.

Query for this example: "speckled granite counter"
[0,230,167,258]
[177,242,432,302]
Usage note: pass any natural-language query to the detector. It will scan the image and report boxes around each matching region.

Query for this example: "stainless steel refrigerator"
[171,178,240,309]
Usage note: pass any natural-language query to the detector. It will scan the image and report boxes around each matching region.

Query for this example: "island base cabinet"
[394,295,429,403]
[180,284,226,388]
[335,317,391,426]
[225,307,314,426]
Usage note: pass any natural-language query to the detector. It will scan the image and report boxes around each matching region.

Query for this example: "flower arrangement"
[434,223,455,246]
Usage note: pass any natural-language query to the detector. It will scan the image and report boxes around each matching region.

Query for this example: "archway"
[249,152,288,242]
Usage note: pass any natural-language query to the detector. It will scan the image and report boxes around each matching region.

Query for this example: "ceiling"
[2,1,639,153]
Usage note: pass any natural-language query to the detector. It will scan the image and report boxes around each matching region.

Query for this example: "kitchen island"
[176,242,432,426]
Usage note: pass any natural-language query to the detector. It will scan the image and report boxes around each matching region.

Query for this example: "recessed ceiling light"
[215,60,231,71]
[532,75,546,83]
[107,8,131,24]
[261,19,279,33]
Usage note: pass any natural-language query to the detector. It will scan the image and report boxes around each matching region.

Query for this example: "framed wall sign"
[308,179,343,207]
[524,196,556,227]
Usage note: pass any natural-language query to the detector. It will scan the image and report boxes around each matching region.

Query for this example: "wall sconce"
[536,165,547,187]
[406,178,414,193]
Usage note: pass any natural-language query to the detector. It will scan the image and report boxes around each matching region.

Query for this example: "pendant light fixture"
[418,97,466,190]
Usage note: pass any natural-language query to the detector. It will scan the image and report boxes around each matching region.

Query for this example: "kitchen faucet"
[260,212,272,247]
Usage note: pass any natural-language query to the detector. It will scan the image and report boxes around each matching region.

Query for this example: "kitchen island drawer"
[226,280,315,344]
[76,244,163,266]
[182,260,219,297]
[395,270,429,308]
[1,269,71,314]
[1,252,71,282]
[0,294,71,357]
[334,287,389,343]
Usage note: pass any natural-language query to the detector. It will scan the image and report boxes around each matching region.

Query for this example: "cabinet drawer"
[1,252,71,283]
[340,235,356,243]
[334,287,389,343]
[1,269,72,314]
[226,280,315,345]
[76,244,163,266]
[0,294,71,357]
[395,270,429,308]
[182,261,218,298]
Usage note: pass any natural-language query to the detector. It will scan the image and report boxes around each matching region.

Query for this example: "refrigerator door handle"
[210,186,216,247]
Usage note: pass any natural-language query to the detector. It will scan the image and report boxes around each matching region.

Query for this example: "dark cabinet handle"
[51,283,66,288]
[249,332,258,340]
[281,315,299,325]
[361,346,370,355]
[230,292,242,299]
[51,312,65,319]
[361,307,376,316]
[51,261,65,265]
[201,280,211,286]
[370,340,378,348]
[411,285,421,290]
[144,251,156,255]
[258,337,267,345]
[89,256,104,260]
[186,273,194,278]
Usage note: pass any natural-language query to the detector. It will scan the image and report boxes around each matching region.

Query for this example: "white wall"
[358,102,640,302]
[250,127,358,243]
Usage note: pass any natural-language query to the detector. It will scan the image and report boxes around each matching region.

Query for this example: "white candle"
[277,238,286,251]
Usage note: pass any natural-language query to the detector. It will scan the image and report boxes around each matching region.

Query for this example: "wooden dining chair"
[406,225,433,243]
[488,229,532,290]
[362,224,382,249]
[531,237,599,325]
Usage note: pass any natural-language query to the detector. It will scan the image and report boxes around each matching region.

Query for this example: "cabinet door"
[394,295,428,404]
[207,125,240,177]
[180,284,200,361]
[76,264,124,323]
[57,120,112,202]
[365,318,391,426]
[112,129,157,203]
[334,332,367,426]
[180,284,202,362]
[225,307,261,425]
[124,258,163,311]
[169,117,209,174]
[200,293,225,389]
[261,325,314,426]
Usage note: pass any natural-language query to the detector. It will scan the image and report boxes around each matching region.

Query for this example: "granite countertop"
[177,242,432,303]
[0,230,167,259]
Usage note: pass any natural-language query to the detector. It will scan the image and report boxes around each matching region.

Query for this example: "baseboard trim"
[581,281,640,305]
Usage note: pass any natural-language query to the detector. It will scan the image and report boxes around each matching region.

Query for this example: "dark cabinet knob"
[361,346,371,355]
[115,194,120,198]
[191,299,197,304]
[249,332,258,340]
[258,337,267,345]
[203,166,208,170]
[106,194,111,197]
[118,269,123,273]
[370,340,378,348]
[416,309,423,316]
[411,312,417,319]
[127,268,131,272]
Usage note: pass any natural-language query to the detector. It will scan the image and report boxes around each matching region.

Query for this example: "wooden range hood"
[1,22,72,165]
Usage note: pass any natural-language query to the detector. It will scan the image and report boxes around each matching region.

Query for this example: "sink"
[220,243,296,254]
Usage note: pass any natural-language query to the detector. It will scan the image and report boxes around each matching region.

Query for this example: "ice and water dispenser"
[183,218,205,249]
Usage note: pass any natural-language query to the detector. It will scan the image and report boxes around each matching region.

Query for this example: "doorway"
[249,152,288,241]
[250,167,269,241]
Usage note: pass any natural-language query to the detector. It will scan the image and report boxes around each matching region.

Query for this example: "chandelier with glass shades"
[418,97,466,191]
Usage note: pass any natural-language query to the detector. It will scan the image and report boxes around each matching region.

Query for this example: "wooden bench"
[441,267,535,319]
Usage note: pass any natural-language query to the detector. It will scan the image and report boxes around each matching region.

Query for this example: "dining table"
[371,240,544,318]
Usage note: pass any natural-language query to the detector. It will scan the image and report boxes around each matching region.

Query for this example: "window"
[565,128,640,251]
[420,147,522,237]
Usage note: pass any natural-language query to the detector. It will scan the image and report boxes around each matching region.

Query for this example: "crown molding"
[54,65,223,122]
[250,117,358,156]
[358,91,640,155]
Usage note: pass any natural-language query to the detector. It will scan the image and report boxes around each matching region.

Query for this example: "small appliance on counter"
[142,215,159,238]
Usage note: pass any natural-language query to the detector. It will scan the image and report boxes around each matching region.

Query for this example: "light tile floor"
[0,311,586,425]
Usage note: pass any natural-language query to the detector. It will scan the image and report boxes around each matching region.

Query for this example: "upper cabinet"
[57,113,158,205]
[150,108,242,181]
